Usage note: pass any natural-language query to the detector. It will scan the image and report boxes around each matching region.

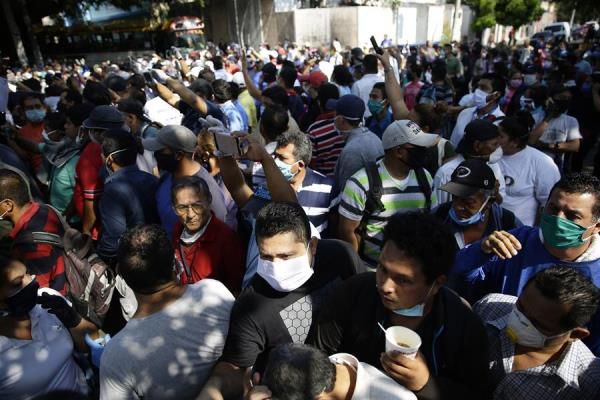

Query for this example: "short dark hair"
[255,202,311,246]
[171,175,212,205]
[83,81,111,106]
[45,111,67,132]
[526,266,600,330]
[198,68,216,83]
[383,212,456,284]
[229,82,241,100]
[0,169,30,207]
[63,89,83,105]
[278,66,297,89]
[212,79,232,103]
[481,73,506,97]
[276,130,312,165]
[331,65,353,87]
[263,344,336,400]
[499,110,535,147]
[431,60,447,82]
[127,74,146,91]
[116,224,174,293]
[212,57,223,70]
[263,85,289,108]
[66,103,94,127]
[102,130,138,167]
[318,83,340,111]
[189,78,214,100]
[363,54,378,74]
[20,93,44,108]
[260,105,289,142]
[550,173,600,220]
[104,75,127,93]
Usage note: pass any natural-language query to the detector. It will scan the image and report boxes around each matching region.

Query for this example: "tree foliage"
[460,0,543,33]
[553,0,600,24]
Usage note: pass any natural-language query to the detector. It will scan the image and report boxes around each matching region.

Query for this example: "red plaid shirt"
[10,202,67,294]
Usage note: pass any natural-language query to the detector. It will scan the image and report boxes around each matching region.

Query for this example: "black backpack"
[357,162,432,253]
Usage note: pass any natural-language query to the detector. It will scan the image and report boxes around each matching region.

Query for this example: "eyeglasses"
[173,202,206,216]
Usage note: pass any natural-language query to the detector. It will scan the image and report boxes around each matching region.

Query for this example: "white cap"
[232,72,245,87]
[382,120,438,150]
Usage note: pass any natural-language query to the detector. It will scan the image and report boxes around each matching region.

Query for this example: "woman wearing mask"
[498,111,561,226]
[0,255,95,399]
[502,70,526,116]
[433,159,520,250]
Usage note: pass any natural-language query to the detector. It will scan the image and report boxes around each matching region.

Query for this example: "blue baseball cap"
[326,94,365,121]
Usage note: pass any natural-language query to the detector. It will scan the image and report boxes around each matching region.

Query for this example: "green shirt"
[339,160,437,266]
[49,155,79,214]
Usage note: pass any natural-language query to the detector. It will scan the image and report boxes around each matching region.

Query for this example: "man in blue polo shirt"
[452,173,600,355]
[272,130,335,236]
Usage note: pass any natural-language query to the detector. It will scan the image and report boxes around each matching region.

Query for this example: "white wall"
[427,5,445,41]
[396,8,418,45]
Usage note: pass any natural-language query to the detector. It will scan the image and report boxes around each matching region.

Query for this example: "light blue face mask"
[392,283,435,317]
[448,197,490,226]
[274,157,299,182]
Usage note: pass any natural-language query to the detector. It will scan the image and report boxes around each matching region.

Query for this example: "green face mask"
[540,213,597,249]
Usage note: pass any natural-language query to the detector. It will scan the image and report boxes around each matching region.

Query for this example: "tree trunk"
[16,0,44,67]
[1,0,29,66]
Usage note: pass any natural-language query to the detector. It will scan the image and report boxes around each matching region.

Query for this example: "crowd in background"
[1,27,600,400]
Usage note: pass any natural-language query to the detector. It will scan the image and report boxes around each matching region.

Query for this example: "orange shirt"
[18,122,44,173]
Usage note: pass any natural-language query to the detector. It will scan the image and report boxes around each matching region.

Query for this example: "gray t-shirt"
[99,280,235,399]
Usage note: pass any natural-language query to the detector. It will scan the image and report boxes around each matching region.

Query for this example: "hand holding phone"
[213,132,248,158]
[370,36,384,55]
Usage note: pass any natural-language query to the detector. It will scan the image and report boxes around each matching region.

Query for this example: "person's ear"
[568,327,590,341]
[309,237,318,257]
[297,160,305,171]
[472,140,483,153]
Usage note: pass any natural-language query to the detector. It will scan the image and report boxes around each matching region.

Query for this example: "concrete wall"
[294,8,331,46]
[330,7,359,47]
[261,0,295,45]
[356,7,395,48]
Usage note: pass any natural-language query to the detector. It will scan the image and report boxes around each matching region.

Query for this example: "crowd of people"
[1,29,600,400]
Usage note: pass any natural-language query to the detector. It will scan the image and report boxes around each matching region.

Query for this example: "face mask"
[5,276,39,319]
[42,130,60,144]
[104,148,130,174]
[25,109,46,123]
[540,213,597,249]
[473,88,490,109]
[553,99,570,114]
[75,127,84,146]
[506,305,564,348]
[523,74,537,86]
[274,157,299,181]
[155,152,179,173]
[520,97,535,111]
[510,79,523,89]
[367,99,385,115]
[392,283,435,317]
[449,197,490,226]
[404,146,429,169]
[257,249,314,292]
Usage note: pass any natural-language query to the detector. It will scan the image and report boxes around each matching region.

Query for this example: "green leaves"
[458,0,543,33]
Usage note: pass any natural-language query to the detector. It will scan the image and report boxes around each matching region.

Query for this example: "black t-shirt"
[306,272,490,399]
[219,239,363,372]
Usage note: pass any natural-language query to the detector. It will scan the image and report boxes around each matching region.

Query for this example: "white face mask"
[257,247,314,292]
[473,88,490,109]
[506,305,565,348]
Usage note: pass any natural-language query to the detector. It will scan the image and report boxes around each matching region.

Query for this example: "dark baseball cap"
[327,94,365,121]
[441,159,495,198]
[143,125,197,153]
[82,105,124,131]
[456,119,499,154]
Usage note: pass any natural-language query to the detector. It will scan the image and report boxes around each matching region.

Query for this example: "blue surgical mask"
[25,109,46,123]
[392,283,435,317]
[274,157,299,181]
[449,197,490,226]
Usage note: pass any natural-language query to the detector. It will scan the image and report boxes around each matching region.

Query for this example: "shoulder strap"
[364,162,385,216]
[13,231,64,248]
[415,168,432,211]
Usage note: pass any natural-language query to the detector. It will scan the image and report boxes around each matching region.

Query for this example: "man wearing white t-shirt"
[450,73,506,148]
[99,225,234,400]
[247,344,416,400]
[435,119,506,205]
[497,115,561,226]
[351,55,383,118]
[529,86,581,169]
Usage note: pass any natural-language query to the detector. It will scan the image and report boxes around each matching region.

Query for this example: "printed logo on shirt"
[505,175,515,187]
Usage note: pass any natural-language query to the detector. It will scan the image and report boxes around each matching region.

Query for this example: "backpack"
[14,206,116,327]
[357,162,432,255]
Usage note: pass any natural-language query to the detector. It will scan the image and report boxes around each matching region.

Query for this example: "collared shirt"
[365,110,393,138]
[328,353,416,400]
[474,293,600,400]
[307,111,345,176]
[332,127,384,198]
[97,165,159,261]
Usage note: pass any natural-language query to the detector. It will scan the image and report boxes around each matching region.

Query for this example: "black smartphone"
[143,72,153,85]
[213,132,246,157]
[370,36,384,55]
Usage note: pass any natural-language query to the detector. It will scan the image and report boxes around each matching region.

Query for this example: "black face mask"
[552,99,570,114]
[6,278,39,319]
[404,146,429,169]
[155,152,179,173]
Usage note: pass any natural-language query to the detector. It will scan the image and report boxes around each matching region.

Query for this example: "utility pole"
[16,0,44,67]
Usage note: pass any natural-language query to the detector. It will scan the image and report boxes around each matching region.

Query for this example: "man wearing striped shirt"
[306,83,344,177]
[338,120,438,267]
[273,130,336,235]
